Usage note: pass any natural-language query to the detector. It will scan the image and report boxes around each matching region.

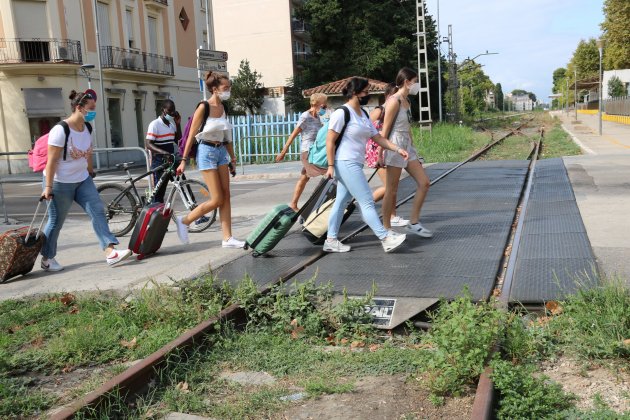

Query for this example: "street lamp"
[596,37,604,136]
[80,64,95,89]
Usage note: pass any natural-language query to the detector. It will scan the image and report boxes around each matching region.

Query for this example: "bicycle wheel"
[169,179,216,233]
[97,183,138,237]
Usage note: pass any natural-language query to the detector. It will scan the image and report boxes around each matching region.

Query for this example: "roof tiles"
[302,77,388,97]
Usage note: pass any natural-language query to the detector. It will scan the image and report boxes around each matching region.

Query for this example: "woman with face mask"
[380,67,433,238]
[176,71,245,249]
[275,93,328,211]
[40,90,132,272]
[323,77,409,254]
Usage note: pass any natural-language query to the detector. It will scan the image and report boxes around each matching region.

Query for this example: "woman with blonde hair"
[176,71,245,249]
[276,92,328,211]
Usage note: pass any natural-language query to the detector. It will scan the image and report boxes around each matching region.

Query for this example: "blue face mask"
[164,114,175,125]
[84,110,97,122]
[318,108,326,116]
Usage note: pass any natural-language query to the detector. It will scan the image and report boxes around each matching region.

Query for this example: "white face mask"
[218,90,231,101]
[408,82,420,96]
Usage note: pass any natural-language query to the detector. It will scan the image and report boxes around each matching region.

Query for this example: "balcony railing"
[100,46,173,76]
[145,0,168,6]
[291,20,311,33]
[0,38,82,65]
[293,51,312,64]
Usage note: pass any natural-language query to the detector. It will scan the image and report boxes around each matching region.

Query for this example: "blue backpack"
[308,106,368,168]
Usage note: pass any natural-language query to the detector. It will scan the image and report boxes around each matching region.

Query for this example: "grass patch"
[540,120,582,159]
[412,123,490,163]
[481,135,534,161]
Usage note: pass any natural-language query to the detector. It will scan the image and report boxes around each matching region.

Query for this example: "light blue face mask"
[318,108,326,116]
[84,110,97,122]
[164,114,175,125]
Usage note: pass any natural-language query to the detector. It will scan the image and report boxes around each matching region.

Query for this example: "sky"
[424,0,604,103]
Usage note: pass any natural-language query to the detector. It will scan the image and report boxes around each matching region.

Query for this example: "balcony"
[293,51,312,64]
[100,46,173,77]
[291,19,311,33]
[0,38,82,65]
[144,0,168,7]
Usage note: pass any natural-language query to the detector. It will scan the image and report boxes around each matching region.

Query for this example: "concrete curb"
[560,124,597,156]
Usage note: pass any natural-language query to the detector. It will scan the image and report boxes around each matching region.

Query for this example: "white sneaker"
[41,257,64,272]
[323,238,351,253]
[222,237,245,249]
[390,215,409,227]
[381,230,406,253]
[175,216,189,244]
[106,249,132,266]
[406,222,433,238]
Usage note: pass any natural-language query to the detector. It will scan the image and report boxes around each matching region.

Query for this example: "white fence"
[229,113,301,165]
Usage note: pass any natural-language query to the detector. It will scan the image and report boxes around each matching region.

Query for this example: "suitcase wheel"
[252,251,261,258]
[137,254,144,260]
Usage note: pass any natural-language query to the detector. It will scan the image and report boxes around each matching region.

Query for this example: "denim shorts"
[197,143,230,170]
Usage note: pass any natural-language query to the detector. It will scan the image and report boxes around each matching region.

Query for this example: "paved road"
[555,111,630,284]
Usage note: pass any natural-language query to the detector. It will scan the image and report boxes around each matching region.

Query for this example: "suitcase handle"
[24,198,51,244]
[301,168,378,229]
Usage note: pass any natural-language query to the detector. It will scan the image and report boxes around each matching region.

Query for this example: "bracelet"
[181,157,188,162]
[45,185,52,189]
[328,164,334,167]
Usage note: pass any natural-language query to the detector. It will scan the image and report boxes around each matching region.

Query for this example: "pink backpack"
[28,121,92,172]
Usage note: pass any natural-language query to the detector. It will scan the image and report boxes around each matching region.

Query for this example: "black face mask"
[358,95,370,106]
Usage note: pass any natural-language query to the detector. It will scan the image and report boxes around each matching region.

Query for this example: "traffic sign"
[198,60,227,73]
[197,49,228,62]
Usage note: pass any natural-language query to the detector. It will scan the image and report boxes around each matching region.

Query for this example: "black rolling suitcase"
[301,169,377,244]
[245,179,329,257]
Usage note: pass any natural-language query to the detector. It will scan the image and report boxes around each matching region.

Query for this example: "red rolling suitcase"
[128,202,172,260]
[0,199,49,282]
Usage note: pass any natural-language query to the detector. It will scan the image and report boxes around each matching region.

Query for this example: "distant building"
[505,93,533,111]
[0,0,209,174]
[212,0,309,115]
[603,69,630,99]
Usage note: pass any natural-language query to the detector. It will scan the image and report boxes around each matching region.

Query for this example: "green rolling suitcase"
[245,178,329,257]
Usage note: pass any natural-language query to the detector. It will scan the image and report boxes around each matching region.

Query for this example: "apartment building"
[505,93,534,111]
[0,0,210,174]
[212,0,309,115]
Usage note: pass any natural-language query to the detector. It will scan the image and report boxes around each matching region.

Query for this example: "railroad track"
[51,116,538,419]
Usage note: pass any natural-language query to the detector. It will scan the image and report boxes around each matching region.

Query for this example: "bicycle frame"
[109,158,174,209]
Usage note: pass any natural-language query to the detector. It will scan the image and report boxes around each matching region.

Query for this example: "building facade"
[505,93,533,111]
[212,0,309,115]
[0,0,210,174]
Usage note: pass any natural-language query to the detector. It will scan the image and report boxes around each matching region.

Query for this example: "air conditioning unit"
[56,46,70,61]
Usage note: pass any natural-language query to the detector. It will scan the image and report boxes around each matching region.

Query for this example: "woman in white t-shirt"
[275,93,328,211]
[40,90,131,271]
[323,77,409,254]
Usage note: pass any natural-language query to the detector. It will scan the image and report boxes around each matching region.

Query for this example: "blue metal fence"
[229,113,302,165]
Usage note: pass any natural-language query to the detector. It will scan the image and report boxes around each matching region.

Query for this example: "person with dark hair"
[323,77,409,253]
[176,72,245,249]
[145,98,181,203]
[40,90,132,271]
[275,92,328,211]
[365,83,406,225]
[381,67,432,238]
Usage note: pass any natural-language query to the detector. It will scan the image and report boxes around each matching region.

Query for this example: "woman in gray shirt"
[276,93,328,211]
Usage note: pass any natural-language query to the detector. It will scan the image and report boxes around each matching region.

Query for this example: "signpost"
[197,48,229,99]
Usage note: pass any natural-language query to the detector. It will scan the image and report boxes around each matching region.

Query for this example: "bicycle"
[97,155,216,236]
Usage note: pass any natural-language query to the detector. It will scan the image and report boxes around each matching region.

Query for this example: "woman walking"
[176,71,245,249]
[381,67,432,238]
[275,93,328,211]
[41,90,132,271]
[365,83,408,227]
[324,77,409,253]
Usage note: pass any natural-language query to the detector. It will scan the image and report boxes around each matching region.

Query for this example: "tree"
[552,68,566,93]
[229,59,264,115]
[511,89,528,96]
[608,75,627,98]
[284,76,310,112]
[494,83,504,111]
[570,38,599,79]
[601,0,630,69]
[299,0,441,119]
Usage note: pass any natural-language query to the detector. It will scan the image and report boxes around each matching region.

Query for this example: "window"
[97,2,112,46]
[148,16,158,54]
[202,30,208,49]
[126,9,135,49]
